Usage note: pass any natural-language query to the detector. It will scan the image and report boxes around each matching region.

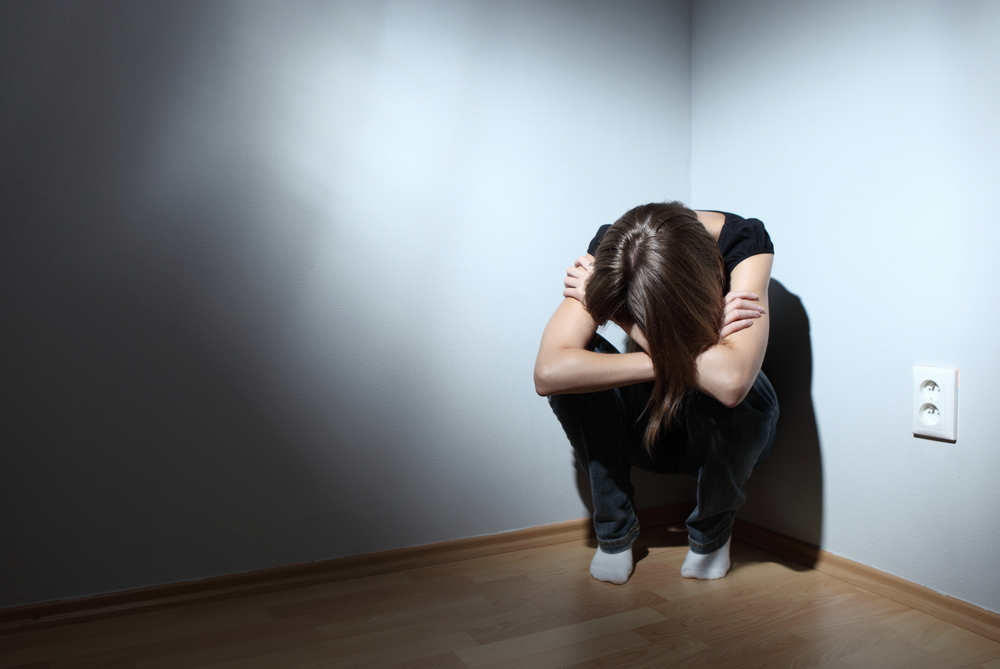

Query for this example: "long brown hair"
[586,202,726,451]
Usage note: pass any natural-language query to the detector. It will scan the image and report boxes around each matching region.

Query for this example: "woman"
[534,201,778,583]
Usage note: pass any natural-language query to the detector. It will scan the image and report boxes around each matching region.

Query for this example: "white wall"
[0,0,693,607]
[692,0,1000,613]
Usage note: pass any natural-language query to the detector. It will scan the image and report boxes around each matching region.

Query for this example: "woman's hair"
[586,202,726,451]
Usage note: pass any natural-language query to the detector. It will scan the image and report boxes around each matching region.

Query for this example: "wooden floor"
[3,531,1000,669]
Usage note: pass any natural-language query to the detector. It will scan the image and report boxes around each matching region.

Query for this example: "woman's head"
[586,202,726,449]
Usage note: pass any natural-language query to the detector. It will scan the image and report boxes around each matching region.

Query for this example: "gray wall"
[1,0,694,607]
[692,0,1000,613]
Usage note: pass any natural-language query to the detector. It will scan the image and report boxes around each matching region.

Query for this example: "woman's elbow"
[714,371,754,409]
[533,362,557,396]
[534,374,552,397]
[534,353,577,396]
[718,388,747,409]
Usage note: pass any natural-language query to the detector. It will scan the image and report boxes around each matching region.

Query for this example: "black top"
[586,211,774,275]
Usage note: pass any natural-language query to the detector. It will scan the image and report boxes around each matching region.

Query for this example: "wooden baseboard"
[3,506,996,644]
[0,519,583,635]
[0,504,692,636]
[734,520,1000,643]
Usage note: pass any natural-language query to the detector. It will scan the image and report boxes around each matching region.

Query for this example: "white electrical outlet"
[912,365,958,441]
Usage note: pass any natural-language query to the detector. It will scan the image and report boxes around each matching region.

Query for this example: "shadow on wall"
[742,278,823,559]
[569,278,823,559]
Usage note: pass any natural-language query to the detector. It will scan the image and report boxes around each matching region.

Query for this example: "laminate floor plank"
[454,608,667,667]
[0,611,179,657]
[316,598,492,655]
[463,588,670,646]
[149,641,346,669]
[806,661,857,669]
[175,571,416,621]
[376,651,469,669]
[470,629,657,669]
[323,631,478,669]
[403,542,593,585]
[837,638,939,669]
[556,640,707,669]
[50,620,325,669]
[783,620,903,667]
[3,538,998,668]
[267,575,486,624]
[880,608,990,653]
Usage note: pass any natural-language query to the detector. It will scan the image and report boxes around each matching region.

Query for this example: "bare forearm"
[694,301,769,407]
[534,347,654,396]
[534,298,654,396]
[694,254,773,407]
[616,312,760,407]
[693,343,761,407]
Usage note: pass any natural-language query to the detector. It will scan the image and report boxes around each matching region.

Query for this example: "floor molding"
[0,505,692,636]
[0,518,586,635]
[3,506,997,644]
[734,520,1000,643]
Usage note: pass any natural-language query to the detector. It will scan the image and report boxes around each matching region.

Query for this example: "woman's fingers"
[719,318,754,339]
[563,254,596,303]
[563,271,582,294]
[723,293,765,318]
[724,297,763,309]
[564,267,584,289]
[722,307,764,325]
[725,291,759,303]
[719,291,765,339]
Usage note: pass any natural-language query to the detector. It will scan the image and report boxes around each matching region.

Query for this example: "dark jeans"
[548,335,779,555]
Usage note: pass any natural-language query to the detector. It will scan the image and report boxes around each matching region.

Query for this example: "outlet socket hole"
[920,380,941,402]
[920,403,941,426]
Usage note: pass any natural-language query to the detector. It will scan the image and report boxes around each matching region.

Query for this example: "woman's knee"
[547,389,621,425]
[741,371,779,416]
[737,372,779,467]
[684,374,778,466]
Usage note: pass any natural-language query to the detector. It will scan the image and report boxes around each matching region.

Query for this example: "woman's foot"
[590,546,633,584]
[680,538,731,580]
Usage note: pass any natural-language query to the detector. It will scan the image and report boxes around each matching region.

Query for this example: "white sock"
[680,538,731,580]
[590,546,633,584]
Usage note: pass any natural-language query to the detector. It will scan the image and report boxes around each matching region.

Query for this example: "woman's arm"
[534,251,772,401]
[534,254,654,396]
[693,253,773,407]
[533,297,654,396]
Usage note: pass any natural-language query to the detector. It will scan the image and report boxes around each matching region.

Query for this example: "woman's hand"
[719,291,765,340]
[563,254,595,306]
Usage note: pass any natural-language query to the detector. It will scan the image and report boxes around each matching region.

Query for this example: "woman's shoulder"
[587,224,612,256]
[694,210,727,241]
[714,212,774,273]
